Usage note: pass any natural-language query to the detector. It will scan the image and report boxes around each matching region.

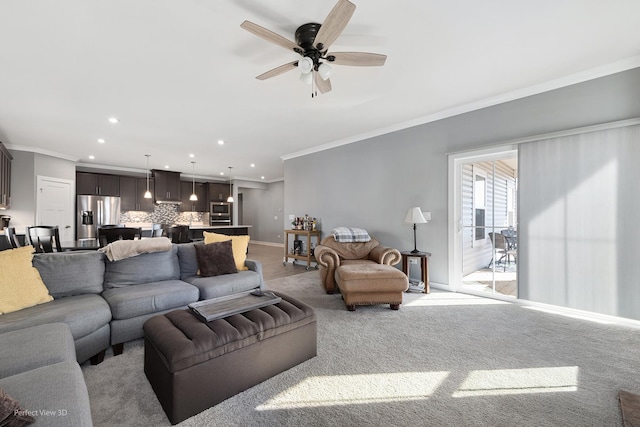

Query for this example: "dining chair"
[26,225,62,253]
[4,227,21,249]
[97,227,142,248]
[163,225,190,243]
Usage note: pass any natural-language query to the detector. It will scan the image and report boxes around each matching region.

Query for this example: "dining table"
[61,239,100,251]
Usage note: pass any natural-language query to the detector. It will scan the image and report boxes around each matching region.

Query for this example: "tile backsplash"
[120,204,204,225]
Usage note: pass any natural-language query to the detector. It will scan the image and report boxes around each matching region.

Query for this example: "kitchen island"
[121,223,251,241]
[187,225,251,241]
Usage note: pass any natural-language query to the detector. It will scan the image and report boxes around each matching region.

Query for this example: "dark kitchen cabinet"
[120,176,155,211]
[0,142,11,209]
[180,181,206,212]
[76,172,120,196]
[152,170,181,203]
[206,182,230,203]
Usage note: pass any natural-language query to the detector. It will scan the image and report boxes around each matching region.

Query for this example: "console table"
[400,251,431,293]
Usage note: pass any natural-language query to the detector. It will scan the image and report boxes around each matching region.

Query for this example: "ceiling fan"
[240,0,386,96]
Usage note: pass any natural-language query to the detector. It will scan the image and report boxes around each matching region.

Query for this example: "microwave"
[210,202,231,217]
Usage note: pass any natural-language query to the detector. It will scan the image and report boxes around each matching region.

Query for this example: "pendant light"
[189,161,198,201]
[226,166,234,203]
[143,154,152,199]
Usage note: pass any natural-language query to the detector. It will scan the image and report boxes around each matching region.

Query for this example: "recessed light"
[220,172,224,176]
[97,138,106,144]
[89,155,95,160]
[108,117,119,124]
[261,176,265,180]
[164,165,170,169]
[217,140,224,145]
[250,163,255,168]
[189,153,195,158]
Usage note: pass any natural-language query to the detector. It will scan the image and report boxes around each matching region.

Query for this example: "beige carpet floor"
[82,271,640,426]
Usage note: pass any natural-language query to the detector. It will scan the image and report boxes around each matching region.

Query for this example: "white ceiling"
[1,0,639,182]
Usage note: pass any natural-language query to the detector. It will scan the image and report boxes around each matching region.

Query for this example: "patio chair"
[488,232,517,271]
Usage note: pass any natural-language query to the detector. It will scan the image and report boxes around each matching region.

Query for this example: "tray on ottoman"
[188,290,281,322]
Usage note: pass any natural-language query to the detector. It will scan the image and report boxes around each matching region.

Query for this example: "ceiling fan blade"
[313,72,332,94]
[313,0,356,51]
[256,61,298,80]
[329,52,387,66]
[240,20,300,52]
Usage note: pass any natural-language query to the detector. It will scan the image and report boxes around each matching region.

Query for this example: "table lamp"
[404,207,431,253]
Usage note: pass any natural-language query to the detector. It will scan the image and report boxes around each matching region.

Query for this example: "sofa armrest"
[369,245,401,266]
[313,245,339,269]
[244,259,265,291]
[313,245,341,294]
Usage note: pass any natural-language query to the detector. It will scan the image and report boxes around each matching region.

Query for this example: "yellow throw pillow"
[0,246,53,315]
[203,232,250,271]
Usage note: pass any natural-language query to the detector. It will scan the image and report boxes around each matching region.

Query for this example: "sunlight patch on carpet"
[256,372,449,410]
[522,305,615,325]
[405,292,510,307]
[452,366,578,397]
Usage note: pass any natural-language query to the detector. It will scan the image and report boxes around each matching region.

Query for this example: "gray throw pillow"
[195,240,238,277]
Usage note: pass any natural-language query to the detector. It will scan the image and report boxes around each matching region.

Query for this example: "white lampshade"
[226,195,234,203]
[189,193,198,201]
[143,190,152,199]
[299,72,313,85]
[297,57,313,74]
[404,207,430,224]
[318,62,332,80]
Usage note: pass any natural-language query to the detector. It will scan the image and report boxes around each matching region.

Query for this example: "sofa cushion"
[0,246,53,315]
[33,251,105,298]
[195,241,238,277]
[103,245,180,288]
[183,270,262,300]
[176,242,201,279]
[102,280,199,320]
[203,232,249,271]
[0,323,75,379]
[0,386,34,426]
[0,294,112,342]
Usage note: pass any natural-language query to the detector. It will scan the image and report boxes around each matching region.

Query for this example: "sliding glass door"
[451,148,518,298]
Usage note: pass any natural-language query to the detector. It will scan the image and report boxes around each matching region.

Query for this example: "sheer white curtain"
[518,123,640,319]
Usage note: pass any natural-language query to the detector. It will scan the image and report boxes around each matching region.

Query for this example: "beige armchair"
[314,235,402,294]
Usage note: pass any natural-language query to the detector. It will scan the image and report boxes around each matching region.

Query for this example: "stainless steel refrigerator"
[76,195,121,240]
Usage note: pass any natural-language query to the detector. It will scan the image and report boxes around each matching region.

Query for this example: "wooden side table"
[400,251,431,293]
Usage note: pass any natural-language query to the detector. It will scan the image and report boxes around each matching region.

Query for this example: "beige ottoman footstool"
[335,264,409,311]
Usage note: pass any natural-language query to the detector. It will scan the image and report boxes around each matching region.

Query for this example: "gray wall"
[239,180,284,244]
[7,150,76,232]
[284,67,640,289]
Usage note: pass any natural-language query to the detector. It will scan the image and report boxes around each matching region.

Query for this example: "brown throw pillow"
[194,240,238,277]
[0,387,35,426]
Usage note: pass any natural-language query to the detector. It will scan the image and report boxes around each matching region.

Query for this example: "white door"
[36,176,74,242]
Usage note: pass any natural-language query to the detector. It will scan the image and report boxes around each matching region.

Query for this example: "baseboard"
[250,241,284,247]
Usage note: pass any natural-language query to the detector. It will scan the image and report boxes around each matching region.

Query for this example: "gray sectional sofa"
[0,241,264,426]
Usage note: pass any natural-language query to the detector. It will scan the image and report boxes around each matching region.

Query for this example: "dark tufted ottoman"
[143,291,317,424]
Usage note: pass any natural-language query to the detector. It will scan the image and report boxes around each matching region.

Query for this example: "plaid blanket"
[331,227,371,243]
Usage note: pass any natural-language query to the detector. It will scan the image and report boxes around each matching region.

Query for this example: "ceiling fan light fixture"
[299,72,313,85]
[318,62,332,80]
[297,57,313,74]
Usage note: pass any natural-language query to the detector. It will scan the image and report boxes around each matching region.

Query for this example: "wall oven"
[210,202,231,225]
